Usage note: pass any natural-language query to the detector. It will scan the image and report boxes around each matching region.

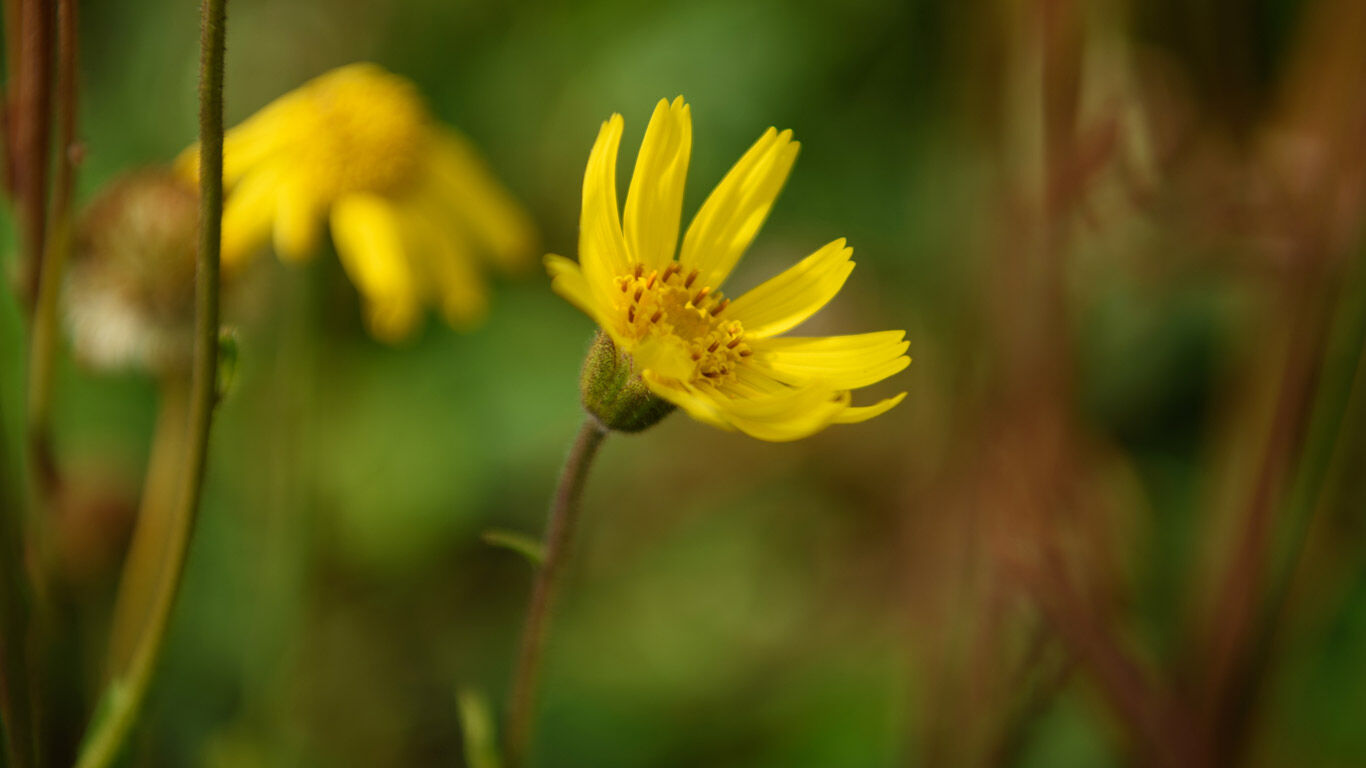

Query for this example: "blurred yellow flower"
[179,62,535,340]
[548,97,909,441]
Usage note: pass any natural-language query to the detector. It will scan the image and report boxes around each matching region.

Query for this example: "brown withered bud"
[66,168,201,374]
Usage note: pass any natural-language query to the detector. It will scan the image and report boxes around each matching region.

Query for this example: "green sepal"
[579,332,675,433]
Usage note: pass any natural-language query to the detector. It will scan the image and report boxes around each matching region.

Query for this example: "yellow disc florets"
[612,262,752,386]
[286,64,428,198]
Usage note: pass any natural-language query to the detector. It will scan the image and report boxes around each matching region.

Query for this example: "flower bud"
[66,169,201,374]
[579,331,675,433]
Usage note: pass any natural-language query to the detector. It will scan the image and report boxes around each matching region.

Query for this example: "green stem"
[504,419,608,768]
[103,376,191,677]
[71,0,226,764]
[0,405,35,768]
[25,0,80,518]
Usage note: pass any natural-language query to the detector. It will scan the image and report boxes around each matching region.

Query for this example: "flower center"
[614,262,752,385]
[293,65,428,198]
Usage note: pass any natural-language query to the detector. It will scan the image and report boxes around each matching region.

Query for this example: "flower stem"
[505,418,608,768]
[70,0,226,764]
[0,404,35,768]
[25,0,80,516]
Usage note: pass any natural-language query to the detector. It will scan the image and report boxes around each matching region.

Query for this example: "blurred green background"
[4,0,1366,766]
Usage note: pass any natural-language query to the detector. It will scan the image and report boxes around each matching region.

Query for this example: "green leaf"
[215,328,239,403]
[457,687,502,768]
[481,528,545,566]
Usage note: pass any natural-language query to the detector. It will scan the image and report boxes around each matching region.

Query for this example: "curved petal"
[427,130,537,271]
[750,330,910,390]
[624,97,691,271]
[330,193,421,341]
[832,392,906,424]
[640,371,732,431]
[545,253,609,328]
[679,127,799,289]
[219,167,282,268]
[727,238,855,339]
[398,199,489,328]
[715,383,852,442]
[273,174,323,261]
[579,114,631,301]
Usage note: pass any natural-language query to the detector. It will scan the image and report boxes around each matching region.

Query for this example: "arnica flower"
[547,97,909,441]
[179,62,536,340]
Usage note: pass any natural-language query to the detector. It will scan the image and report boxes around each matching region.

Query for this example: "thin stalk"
[24,0,77,519]
[70,0,226,763]
[2,0,23,197]
[14,0,51,313]
[505,419,608,768]
[1198,277,1331,756]
[0,403,35,768]
[104,376,191,676]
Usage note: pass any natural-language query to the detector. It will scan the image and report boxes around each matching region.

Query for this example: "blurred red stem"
[1199,274,1333,761]
[14,0,51,312]
[1025,551,1207,768]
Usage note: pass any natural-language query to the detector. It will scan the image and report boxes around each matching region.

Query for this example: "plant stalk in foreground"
[505,418,608,768]
[72,0,226,764]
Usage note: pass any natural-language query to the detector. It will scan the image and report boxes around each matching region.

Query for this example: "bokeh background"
[4,0,1366,766]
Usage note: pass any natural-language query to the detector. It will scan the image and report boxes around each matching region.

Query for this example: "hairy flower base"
[580,332,677,432]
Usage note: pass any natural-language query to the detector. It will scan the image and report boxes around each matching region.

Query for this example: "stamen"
[663,263,680,281]
[633,263,644,278]
[739,348,752,357]
[726,338,741,349]
[628,305,636,323]
[645,270,658,289]
[633,287,643,302]
[684,269,699,288]
[711,298,729,316]
[707,340,720,353]
[649,309,663,323]
[693,287,711,305]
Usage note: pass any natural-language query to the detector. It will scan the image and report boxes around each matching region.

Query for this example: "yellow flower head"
[547,97,909,441]
[179,62,536,340]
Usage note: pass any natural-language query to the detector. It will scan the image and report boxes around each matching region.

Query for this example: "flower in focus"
[67,169,203,373]
[179,62,536,340]
[548,97,909,441]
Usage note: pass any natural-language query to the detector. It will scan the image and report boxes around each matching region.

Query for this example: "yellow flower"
[547,97,909,441]
[179,62,535,340]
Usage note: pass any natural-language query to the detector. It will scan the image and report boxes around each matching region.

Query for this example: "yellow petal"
[544,253,608,328]
[750,331,910,390]
[623,97,691,271]
[219,168,281,268]
[679,127,799,289]
[428,130,538,271]
[330,193,421,341]
[399,199,489,329]
[639,371,733,431]
[579,114,631,302]
[727,238,855,338]
[177,96,300,186]
[831,392,906,424]
[713,384,852,442]
[273,175,323,261]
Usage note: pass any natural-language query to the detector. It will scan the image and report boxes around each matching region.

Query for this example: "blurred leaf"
[481,528,546,567]
[457,687,502,768]
[215,328,239,403]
